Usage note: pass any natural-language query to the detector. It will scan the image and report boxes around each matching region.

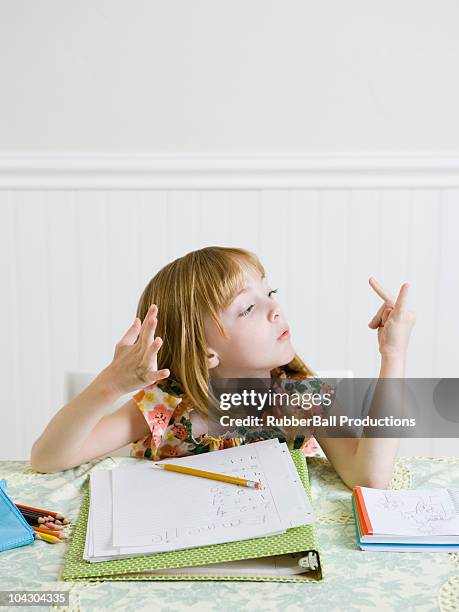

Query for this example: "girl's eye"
[239,288,279,318]
[240,305,254,318]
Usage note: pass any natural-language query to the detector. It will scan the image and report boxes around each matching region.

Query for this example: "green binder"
[61,449,323,582]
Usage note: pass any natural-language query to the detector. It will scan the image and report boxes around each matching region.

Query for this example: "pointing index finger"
[394,282,409,312]
[369,277,395,306]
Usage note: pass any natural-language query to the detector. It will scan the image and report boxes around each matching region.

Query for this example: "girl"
[31,246,416,489]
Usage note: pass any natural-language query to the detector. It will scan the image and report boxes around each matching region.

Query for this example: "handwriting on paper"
[148,453,276,544]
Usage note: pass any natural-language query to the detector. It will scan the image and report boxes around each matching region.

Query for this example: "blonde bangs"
[193,247,265,339]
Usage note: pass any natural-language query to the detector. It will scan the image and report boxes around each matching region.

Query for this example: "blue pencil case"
[0,479,35,552]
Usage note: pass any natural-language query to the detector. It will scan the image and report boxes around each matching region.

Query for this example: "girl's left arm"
[317,353,406,489]
[315,278,415,490]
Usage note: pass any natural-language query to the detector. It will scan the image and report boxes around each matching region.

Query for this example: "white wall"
[0,0,458,153]
[1,191,458,459]
[0,2,458,459]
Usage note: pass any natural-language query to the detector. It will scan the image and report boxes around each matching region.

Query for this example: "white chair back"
[64,371,134,457]
[315,369,354,379]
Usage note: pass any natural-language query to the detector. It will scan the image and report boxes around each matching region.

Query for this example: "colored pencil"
[31,526,69,540]
[18,508,70,531]
[153,463,263,489]
[43,521,62,530]
[17,507,55,520]
[16,503,65,520]
[16,505,70,526]
[19,510,57,526]
[21,514,63,530]
[34,531,61,544]
[19,508,53,519]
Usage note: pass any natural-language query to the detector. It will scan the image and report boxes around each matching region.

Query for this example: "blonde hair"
[136,246,315,416]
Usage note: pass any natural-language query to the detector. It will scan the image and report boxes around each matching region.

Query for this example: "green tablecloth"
[1,455,458,612]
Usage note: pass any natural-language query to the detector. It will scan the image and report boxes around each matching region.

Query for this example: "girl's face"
[204,266,296,378]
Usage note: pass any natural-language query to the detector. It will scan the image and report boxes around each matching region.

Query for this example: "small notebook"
[61,444,324,582]
[353,485,459,552]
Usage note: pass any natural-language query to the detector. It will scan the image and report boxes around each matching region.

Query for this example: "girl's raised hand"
[106,304,170,396]
[368,277,416,358]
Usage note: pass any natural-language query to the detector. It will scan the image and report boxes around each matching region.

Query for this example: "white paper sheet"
[84,439,314,561]
[113,440,283,549]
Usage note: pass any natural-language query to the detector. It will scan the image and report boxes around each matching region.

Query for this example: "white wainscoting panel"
[0,167,458,459]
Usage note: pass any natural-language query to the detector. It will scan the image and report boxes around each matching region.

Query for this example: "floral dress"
[130,364,333,460]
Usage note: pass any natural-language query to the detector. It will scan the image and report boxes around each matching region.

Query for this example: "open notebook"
[62,441,324,582]
[353,485,459,552]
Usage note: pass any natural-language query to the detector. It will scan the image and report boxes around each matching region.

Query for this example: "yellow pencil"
[34,531,61,544]
[153,463,263,489]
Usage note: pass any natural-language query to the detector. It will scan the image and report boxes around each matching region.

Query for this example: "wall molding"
[1,153,459,189]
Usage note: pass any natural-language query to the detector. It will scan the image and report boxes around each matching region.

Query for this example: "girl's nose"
[269,307,280,322]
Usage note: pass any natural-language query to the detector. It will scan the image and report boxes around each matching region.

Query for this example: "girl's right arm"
[30,304,170,473]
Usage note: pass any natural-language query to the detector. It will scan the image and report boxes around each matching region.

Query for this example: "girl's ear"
[207,349,220,369]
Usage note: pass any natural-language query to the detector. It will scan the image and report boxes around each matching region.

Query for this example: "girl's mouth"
[277,329,290,341]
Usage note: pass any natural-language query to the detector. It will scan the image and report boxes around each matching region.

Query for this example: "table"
[1,455,458,612]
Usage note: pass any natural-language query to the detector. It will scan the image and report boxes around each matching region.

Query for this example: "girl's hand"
[105,304,170,396]
[368,277,416,358]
